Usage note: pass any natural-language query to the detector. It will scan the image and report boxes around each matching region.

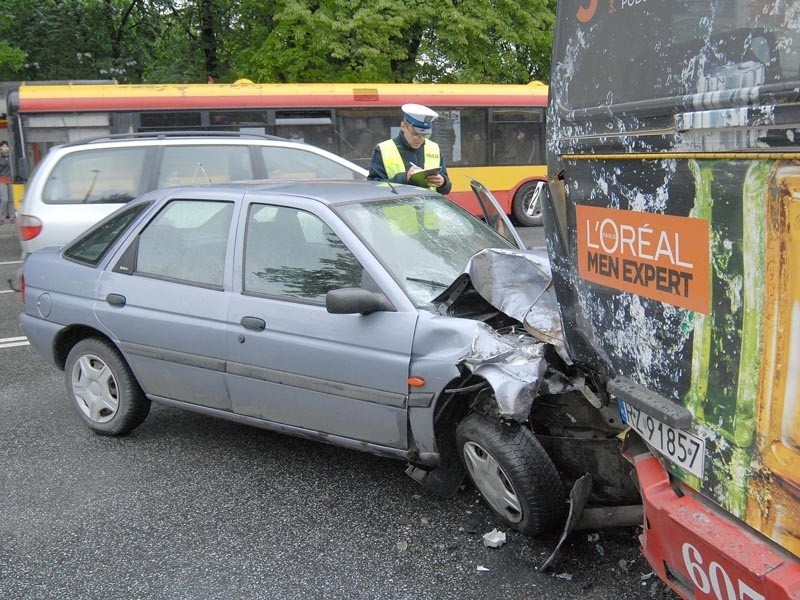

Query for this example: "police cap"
[402,103,438,135]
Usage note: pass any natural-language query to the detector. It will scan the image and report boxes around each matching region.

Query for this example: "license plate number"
[619,401,705,479]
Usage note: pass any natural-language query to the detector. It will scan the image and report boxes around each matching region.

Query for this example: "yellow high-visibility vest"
[378,139,440,190]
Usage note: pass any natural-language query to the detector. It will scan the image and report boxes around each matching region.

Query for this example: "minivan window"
[260,146,364,180]
[157,145,255,187]
[42,147,148,205]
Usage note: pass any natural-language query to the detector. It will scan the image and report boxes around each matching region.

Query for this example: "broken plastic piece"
[555,572,573,581]
[482,528,507,548]
[477,565,490,573]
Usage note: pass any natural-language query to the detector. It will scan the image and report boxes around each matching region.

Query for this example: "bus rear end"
[547,2,800,598]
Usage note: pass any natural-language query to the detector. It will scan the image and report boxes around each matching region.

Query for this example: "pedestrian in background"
[0,141,14,223]
[368,104,452,194]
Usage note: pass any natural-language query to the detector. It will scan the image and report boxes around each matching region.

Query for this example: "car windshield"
[337,194,514,306]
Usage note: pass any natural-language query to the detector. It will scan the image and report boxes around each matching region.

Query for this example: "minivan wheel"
[512,181,545,227]
[65,338,150,436]
[456,412,565,535]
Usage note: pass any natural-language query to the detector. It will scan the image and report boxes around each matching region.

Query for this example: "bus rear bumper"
[623,437,800,600]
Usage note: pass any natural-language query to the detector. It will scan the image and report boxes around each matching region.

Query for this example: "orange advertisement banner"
[576,205,710,313]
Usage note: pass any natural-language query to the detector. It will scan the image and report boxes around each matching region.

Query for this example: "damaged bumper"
[623,433,800,600]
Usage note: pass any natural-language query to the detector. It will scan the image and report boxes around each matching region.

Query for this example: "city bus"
[5,80,548,224]
[546,1,800,598]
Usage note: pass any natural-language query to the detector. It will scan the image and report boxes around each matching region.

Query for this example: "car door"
[225,199,417,449]
[95,195,238,411]
[470,179,526,249]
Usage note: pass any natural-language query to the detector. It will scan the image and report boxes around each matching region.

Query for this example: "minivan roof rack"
[63,130,288,148]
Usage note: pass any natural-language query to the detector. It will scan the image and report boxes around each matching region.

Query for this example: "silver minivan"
[13,133,368,286]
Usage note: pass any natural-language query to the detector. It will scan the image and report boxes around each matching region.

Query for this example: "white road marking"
[0,336,29,349]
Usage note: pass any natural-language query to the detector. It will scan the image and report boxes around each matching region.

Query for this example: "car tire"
[456,412,565,535]
[64,338,150,436]
[512,180,545,227]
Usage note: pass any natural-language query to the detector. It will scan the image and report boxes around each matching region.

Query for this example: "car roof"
[151,179,429,207]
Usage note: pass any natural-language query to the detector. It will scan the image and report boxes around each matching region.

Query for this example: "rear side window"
[63,202,151,266]
[42,147,148,205]
[156,145,254,187]
[260,146,363,180]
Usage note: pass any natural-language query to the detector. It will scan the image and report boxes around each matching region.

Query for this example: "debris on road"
[482,528,507,548]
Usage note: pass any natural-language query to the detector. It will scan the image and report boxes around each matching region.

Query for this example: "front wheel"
[512,181,545,227]
[456,412,565,535]
[64,338,150,436]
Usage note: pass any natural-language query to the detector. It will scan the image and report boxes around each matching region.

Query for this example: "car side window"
[42,147,148,205]
[136,199,233,288]
[64,201,152,266]
[157,145,254,187]
[243,204,364,301]
[259,147,363,180]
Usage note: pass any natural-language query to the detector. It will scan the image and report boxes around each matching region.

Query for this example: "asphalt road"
[0,223,677,600]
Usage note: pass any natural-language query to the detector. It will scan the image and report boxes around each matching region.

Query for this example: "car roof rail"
[61,130,289,148]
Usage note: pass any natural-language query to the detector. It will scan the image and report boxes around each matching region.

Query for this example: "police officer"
[368,103,452,194]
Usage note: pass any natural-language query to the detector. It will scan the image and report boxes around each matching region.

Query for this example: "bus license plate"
[619,401,705,479]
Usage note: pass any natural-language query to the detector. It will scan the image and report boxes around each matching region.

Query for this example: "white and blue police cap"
[402,103,438,135]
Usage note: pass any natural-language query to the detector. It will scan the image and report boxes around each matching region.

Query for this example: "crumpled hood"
[434,247,564,345]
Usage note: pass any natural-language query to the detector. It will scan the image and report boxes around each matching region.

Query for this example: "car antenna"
[384,177,399,194]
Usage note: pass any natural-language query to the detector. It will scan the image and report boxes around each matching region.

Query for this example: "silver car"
[20,179,634,536]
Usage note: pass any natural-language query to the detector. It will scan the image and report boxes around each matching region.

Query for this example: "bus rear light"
[16,215,42,241]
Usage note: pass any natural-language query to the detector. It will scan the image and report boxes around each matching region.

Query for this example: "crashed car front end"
[405,248,640,535]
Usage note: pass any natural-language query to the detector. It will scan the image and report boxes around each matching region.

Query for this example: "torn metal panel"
[463,323,548,421]
[415,248,566,421]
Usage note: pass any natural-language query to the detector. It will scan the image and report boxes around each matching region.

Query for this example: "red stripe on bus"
[20,93,546,112]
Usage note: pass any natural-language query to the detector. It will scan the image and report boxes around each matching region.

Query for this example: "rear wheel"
[456,412,565,535]
[512,181,545,227]
[64,338,150,436]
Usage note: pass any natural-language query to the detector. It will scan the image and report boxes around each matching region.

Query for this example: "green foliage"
[0,40,26,73]
[0,0,556,84]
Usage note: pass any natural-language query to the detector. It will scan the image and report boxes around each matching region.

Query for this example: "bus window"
[275,110,336,152]
[490,109,543,166]
[337,109,399,169]
[209,110,270,133]
[140,112,202,131]
[456,109,488,167]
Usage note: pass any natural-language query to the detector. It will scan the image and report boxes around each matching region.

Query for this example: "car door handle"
[106,293,126,307]
[240,316,266,331]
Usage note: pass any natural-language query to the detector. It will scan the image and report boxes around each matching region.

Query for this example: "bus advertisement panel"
[6,81,548,225]
[547,1,800,598]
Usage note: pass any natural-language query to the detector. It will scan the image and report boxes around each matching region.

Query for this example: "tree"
[0,0,164,82]
[228,0,555,83]
[0,0,557,84]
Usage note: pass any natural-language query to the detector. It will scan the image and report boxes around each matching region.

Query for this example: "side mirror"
[326,288,395,315]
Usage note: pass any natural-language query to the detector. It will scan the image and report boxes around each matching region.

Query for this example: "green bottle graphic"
[682,159,769,517]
